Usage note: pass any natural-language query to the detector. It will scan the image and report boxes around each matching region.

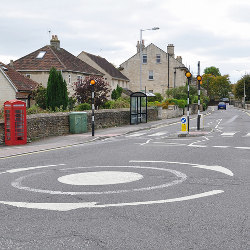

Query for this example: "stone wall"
[0,108,158,144]
[158,104,200,119]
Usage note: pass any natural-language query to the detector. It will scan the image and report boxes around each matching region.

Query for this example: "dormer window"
[36,51,46,59]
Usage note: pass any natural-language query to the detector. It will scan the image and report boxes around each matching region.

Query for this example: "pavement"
[0,107,225,159]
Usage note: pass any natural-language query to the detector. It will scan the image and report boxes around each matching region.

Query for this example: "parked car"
[218,102,226,110]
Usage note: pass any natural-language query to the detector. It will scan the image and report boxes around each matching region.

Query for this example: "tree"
[235,75,250,101]
[46,67,58,110]
[208,75,231,100]
[74,76,111,108]
[204,66,221,76]
[33,84,47,109]
[46,67,68,111]
[111,85,123,100]
[166,84,197,103]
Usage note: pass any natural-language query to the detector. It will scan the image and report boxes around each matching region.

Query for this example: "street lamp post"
[139,27,159,92]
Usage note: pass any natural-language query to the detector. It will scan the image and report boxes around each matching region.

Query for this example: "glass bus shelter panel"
[130,92,147,125]
[131,97,138,114]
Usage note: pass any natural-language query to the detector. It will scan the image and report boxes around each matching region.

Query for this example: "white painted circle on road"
[58,171,143,186]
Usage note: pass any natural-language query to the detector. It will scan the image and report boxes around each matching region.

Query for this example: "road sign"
[181,117,187,124]
[181,116,188,132]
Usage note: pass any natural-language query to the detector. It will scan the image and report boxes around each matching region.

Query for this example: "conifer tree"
[46,67,58,110]
[46,67,68,110]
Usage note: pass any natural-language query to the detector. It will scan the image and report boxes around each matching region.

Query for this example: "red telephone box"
[4,100,27,146]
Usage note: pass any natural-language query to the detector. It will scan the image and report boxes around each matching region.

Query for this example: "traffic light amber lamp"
[197,75,202,81]
[186,72,192,78]
[90,80,95,85]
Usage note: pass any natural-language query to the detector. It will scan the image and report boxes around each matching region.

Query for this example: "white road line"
[148,132,167,137]
[126,133,146,137]
[188,145,207,148]
[130,160,234,176]
[221,132,236,136]
[140,139,151,146]
[213,146,230,148]
[244,133,250,137]
[0,190,224,211]
[234,147,250,150]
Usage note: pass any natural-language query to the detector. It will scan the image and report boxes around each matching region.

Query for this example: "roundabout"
[0,161,233,211]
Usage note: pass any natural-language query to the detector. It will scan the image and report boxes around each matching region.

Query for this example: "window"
[36,51,46,59]
[26,74,31,78]
[156,54,161,63]
[149,90,153,93]
[149,70,154,80]
[77,75,82,83]
[142,54,147,64]
[68,74,71,84]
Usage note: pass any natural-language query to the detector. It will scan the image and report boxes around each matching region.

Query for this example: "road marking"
[140,139,151,146]
[234,147,250,150]
[224,115,239,124]
[58,171,143,186]
[215,119,222,128]
[126,132,146,137]
[221,132,236,136]
[213,146,230,148]
[0,190,224,211]
[148,132,167,137]
[6,164,66,173]
[244,133,250,137]
[130,160,234,176]
[188,144,207,148]
[11,166,187,195]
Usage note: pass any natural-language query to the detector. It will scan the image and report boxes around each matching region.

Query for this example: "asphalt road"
[0,106,249,249]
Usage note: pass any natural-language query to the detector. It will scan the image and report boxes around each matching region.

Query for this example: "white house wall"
[0,72,16,106]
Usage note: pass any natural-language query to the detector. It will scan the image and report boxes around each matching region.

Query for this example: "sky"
[1,0,250,83]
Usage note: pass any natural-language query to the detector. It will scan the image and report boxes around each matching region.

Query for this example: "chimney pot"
[50,35,60,50]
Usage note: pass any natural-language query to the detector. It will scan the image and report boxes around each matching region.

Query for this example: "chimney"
[9,60,14,68]
[50,35,60,50]
[167,44,174,57]
[176,56,182,63]
[136,40,146,53]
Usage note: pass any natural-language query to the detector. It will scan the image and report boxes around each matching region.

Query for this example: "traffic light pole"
[185,72,192,132]
[197,62,202,130]
[90,79,95,136]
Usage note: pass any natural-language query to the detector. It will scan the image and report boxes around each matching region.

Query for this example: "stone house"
[77,52,129,94]
[0,62,38,107]
[120,42,188,97]
[11,35,103,97]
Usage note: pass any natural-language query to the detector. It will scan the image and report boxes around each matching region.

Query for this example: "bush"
[33,84,47,109]
[68,96,76,111]
[177,99,187,109]
[110,97,130,109]
[111,85,123,100]
[27,105,47,115]
[74,103,91,111]
[102,100,115,109]
[160,99,176,109]
[148,93,163,102]
[148,101,161,107]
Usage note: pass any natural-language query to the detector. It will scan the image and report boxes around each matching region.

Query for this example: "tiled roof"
[12,46,103,76]
[83,52,129,81]
[0,62,38,92]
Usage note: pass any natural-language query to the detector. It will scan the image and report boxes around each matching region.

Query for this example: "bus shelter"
[130,92,147,124]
